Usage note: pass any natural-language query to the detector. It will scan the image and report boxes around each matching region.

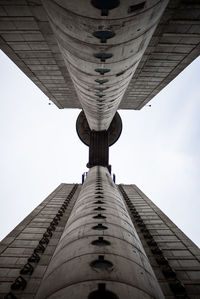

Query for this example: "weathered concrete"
[35,166,164,299]
[0,184,80,299]
[121,1,200,110]
[1,181,200,298]
[0,1,199,114]
[120,184,200,298]
[42,0,168,130]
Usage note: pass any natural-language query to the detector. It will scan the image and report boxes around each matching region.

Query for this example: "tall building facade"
[0,166,199,298]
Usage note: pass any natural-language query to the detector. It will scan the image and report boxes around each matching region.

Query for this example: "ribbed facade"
[119,185,200,298]
[35,166,164,298]
[0,170,199,298]
[0,184,80,299]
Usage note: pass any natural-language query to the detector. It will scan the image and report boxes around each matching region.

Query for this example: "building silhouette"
[0,0,200,298]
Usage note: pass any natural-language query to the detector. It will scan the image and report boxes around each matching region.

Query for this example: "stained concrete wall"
[120,184,200,298]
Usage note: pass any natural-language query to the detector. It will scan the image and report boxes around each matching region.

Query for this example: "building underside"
[0,0,200,298]
[0,0,200,130]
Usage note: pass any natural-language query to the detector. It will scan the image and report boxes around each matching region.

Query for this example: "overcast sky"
[0,50,200,247]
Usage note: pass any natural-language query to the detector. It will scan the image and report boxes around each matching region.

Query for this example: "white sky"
[0,50,200,247]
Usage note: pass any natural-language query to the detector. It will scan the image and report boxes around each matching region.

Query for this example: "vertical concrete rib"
[36,166,164,299]
[41,0,168,131]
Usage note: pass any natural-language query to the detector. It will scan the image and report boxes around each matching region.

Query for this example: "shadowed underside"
[0,0,199,128]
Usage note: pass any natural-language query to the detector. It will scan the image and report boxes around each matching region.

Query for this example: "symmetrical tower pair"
[0,0,200,298]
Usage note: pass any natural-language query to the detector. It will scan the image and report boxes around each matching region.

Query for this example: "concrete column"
[42,0,168,131]
[36,166,164,298]
[88,130,109,168]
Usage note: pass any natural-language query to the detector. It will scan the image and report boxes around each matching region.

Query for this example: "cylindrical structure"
[36,166,164,299]
[42,0,168,131]
[88,130,109,167]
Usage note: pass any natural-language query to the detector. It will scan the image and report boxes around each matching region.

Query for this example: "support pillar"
[88,130,109,168]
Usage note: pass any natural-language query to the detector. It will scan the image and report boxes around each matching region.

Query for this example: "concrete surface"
[35,166,164,299]
[0,1,199,126]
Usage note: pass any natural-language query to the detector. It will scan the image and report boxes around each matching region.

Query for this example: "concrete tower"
[0,0,200,298]
[0,175,200,298]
